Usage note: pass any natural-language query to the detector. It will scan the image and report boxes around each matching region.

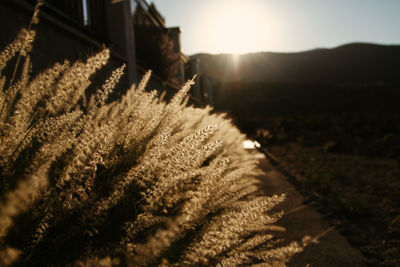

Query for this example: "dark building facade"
[0,0,213,104]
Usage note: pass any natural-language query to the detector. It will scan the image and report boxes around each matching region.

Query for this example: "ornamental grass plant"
[0,3,307,266]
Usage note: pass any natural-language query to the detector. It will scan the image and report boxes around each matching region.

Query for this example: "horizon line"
[186,41,400,56]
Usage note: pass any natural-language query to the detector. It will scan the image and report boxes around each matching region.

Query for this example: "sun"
[198,1,277,54]
[211,7,263,54]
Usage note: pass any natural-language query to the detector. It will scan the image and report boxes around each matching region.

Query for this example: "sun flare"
[199,1,279,54]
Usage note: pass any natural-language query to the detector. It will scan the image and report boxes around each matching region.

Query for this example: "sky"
[149,0,400,55]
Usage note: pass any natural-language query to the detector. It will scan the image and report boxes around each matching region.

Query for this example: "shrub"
[0,5,305,266]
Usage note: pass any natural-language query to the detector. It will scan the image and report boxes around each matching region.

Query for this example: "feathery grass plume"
[73,256,120,267]
[0,13,307,266]
[6,61,69,128]
[0,247,21,267]
[0,29,36,75]
[46,49,110,115]
[0,0,42,120]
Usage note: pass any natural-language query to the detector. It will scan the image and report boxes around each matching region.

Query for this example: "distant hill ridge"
[191,43,400,85]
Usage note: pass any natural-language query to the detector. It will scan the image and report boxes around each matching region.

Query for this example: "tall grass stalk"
[0,8,306,266]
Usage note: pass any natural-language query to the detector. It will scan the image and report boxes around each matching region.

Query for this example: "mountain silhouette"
[191,43,400,117]
[192,43,400,86]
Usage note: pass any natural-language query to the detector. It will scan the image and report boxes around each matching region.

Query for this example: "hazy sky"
[149,0,400,55]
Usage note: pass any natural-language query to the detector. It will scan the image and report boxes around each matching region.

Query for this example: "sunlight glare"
[200,1,278,54]
[243,140,255,149]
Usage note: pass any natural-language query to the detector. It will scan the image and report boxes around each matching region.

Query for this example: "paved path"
[255,154,366,267]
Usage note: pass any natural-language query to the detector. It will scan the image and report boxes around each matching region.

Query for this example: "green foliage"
[0,14,304,267]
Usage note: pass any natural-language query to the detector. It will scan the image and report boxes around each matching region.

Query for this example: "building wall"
[0,0,207,105]
[0,0,130,95]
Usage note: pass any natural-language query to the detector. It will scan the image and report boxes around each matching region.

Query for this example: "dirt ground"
[264,143,400,266]
[255,154,366,266]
